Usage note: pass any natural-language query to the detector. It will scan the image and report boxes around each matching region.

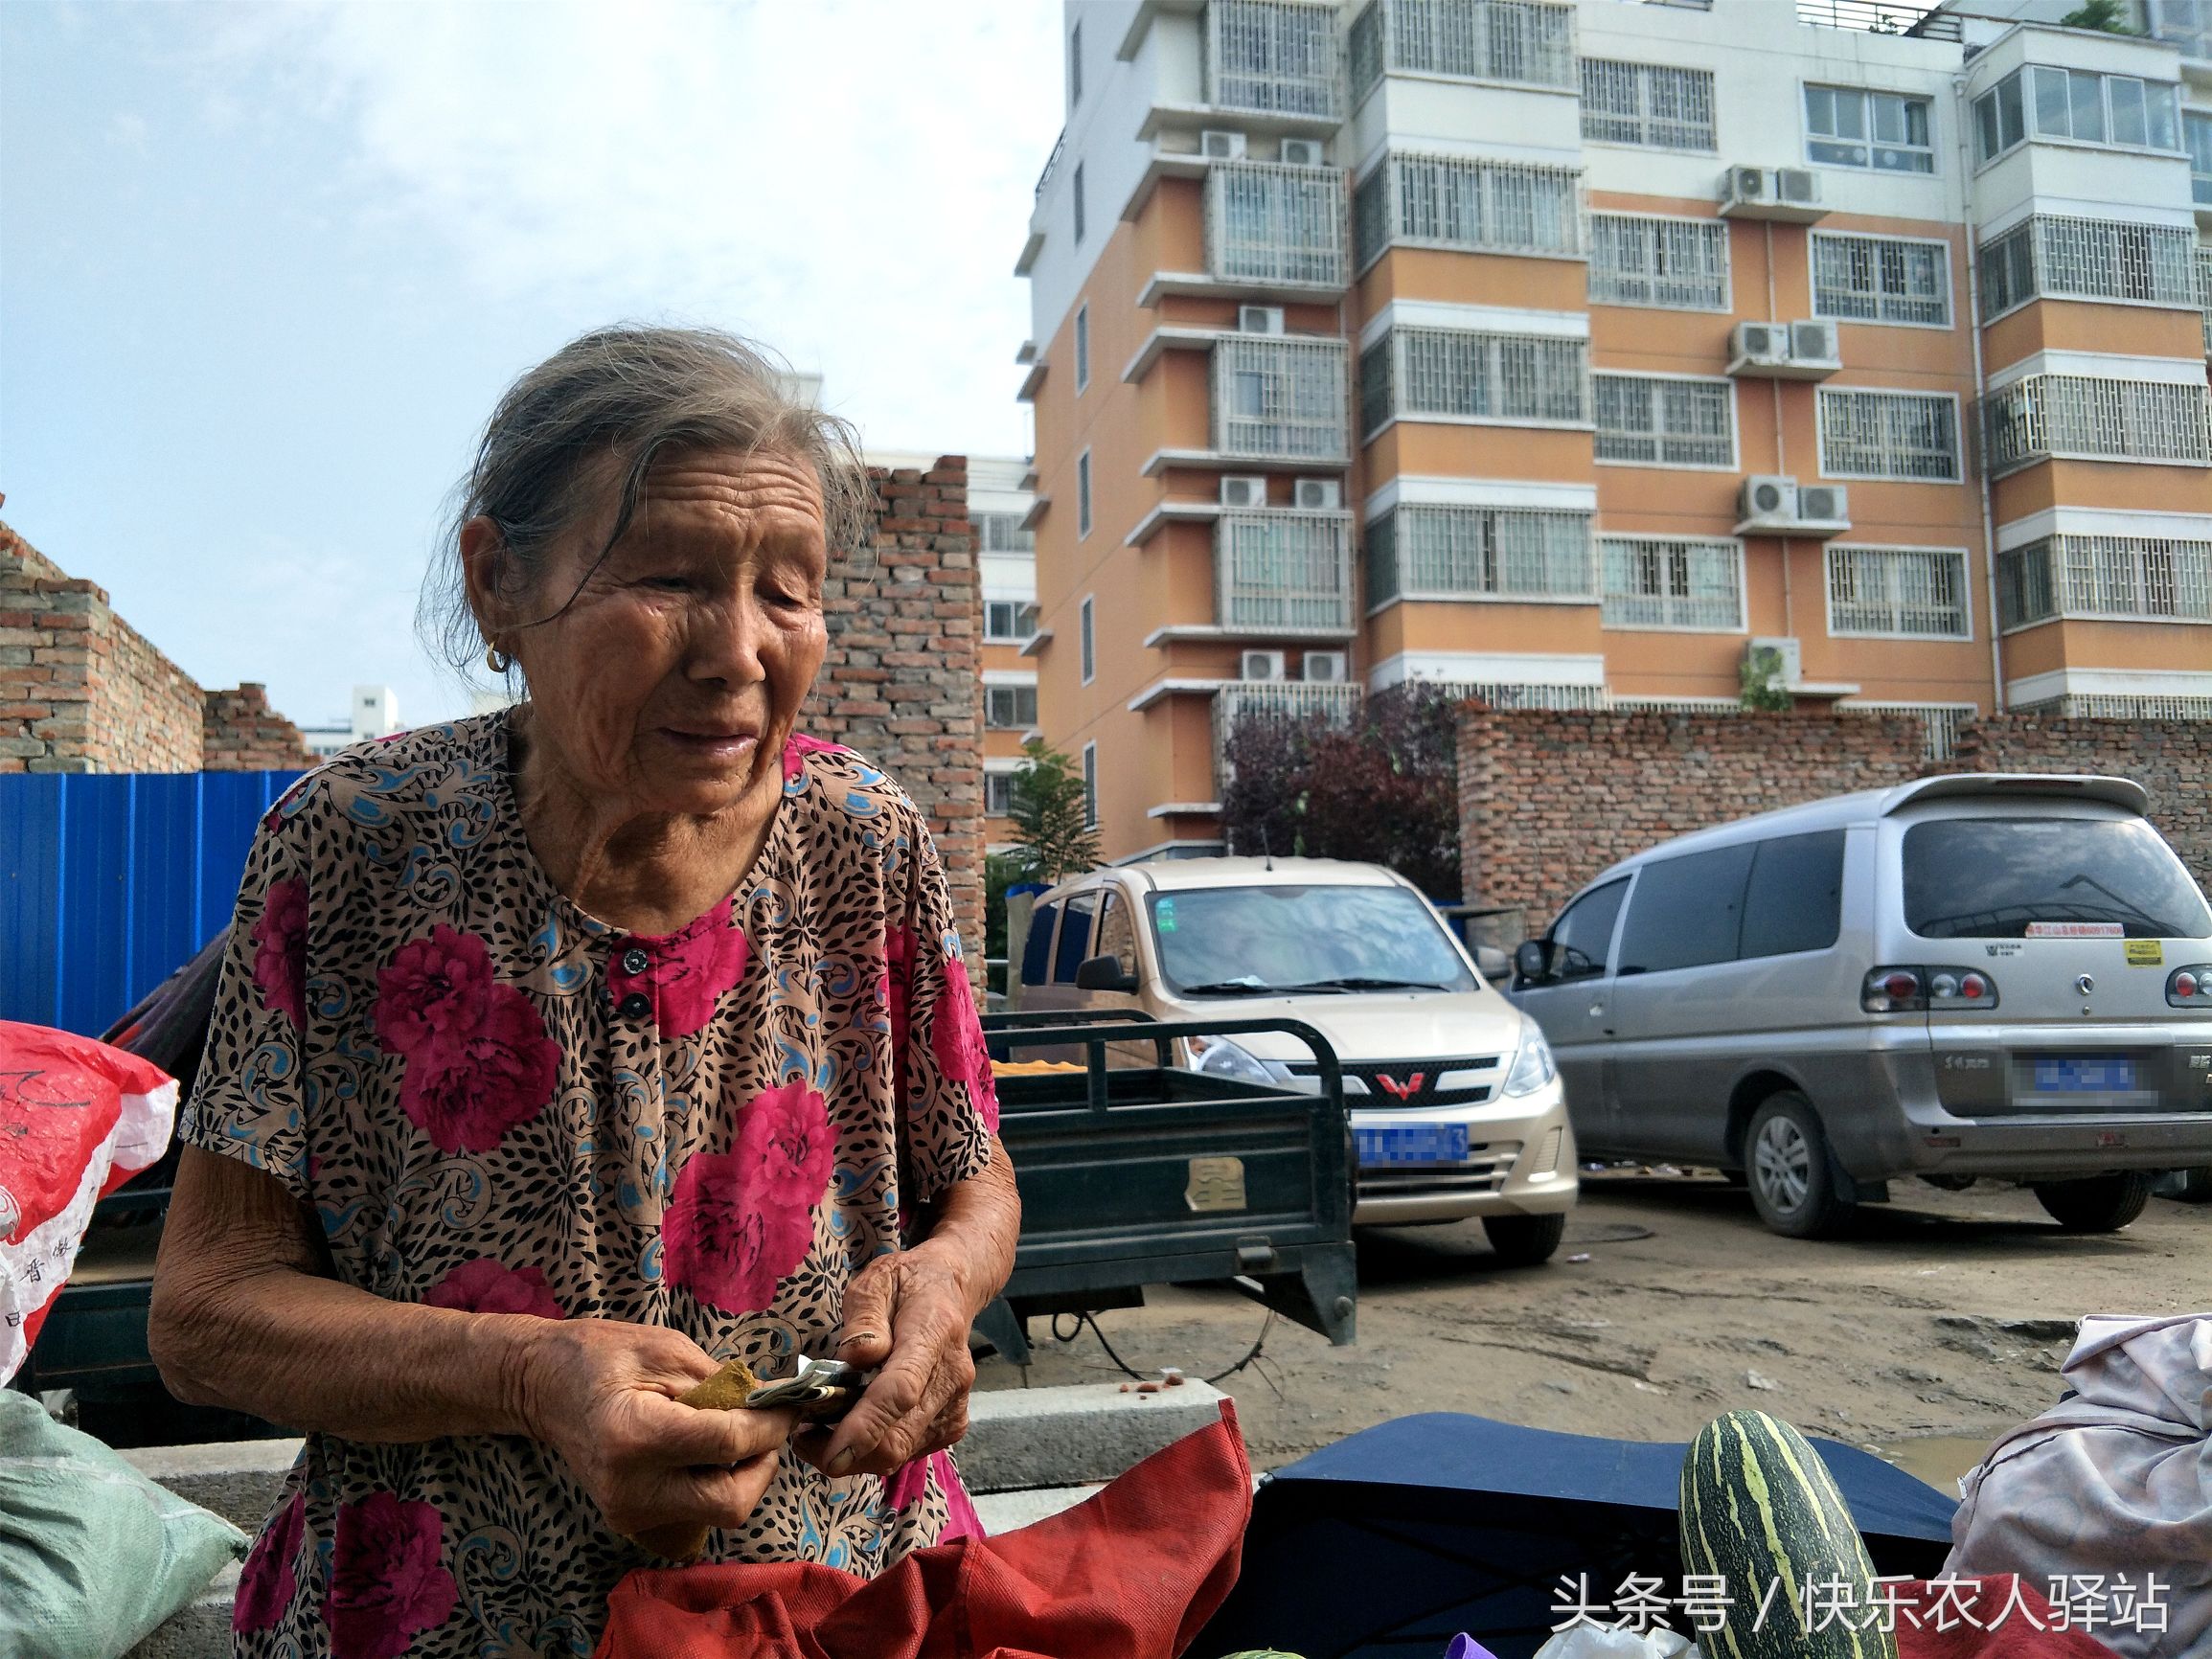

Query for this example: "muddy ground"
[971,1171,2212,1492]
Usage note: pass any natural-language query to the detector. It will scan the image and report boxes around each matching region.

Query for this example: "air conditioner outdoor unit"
[1239,305,1286,335]
[1280,137,1325,167]
[1723,165,1769,207]
[1719,163,1826,222]
[1242,649,1288,682]
[1201,128,1247,160]
[1220,475,1268,509]
[1301,651,1349,683]
[1728,321,1791,371]
[1746,636,1804,691]
[1292,478,1341,511]
[1775,168,1821,208]
[1797,484,1850,527]
[1739,474,1800,525]
[1790,319,1842,366]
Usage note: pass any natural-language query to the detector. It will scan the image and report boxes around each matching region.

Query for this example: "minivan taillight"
[1862,965,1999,1013]
[2169,966,2212,1009]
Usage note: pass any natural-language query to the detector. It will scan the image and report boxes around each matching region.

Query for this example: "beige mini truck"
[1015,856,1579,1262]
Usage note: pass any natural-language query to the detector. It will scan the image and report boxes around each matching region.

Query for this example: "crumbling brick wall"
[202,683,316,772]
[809,459,986,966]
[2,519,202,774]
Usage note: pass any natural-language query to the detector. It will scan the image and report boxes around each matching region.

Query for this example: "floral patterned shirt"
[180,712,999,1659]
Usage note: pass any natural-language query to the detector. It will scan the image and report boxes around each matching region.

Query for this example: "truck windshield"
[1903,817,2212,940]
[1146,884,1474,994]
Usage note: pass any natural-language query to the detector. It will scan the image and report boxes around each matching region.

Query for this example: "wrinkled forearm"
[908,1137,1020,1321]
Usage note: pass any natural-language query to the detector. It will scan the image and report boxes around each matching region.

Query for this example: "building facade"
[299,684,403,758]
[1017,0,2212,863]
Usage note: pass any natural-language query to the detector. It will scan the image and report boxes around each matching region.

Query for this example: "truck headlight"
[1503,1022,1558,1098]
[1186,1034,1283,1088]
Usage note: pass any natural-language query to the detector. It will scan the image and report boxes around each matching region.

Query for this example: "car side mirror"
[1074,953,1139,993]
[1473,944,1512,984]
[1513,941,1550,984]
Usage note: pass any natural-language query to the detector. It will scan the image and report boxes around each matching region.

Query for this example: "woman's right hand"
[512,1317,797,1545]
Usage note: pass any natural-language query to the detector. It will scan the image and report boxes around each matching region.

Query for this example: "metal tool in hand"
[743,1355,870,1421]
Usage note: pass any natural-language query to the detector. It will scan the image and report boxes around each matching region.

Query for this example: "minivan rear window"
[1903,817,2212,940]
[1020,901,1059,987]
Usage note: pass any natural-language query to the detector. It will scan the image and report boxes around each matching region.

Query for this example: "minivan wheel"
[1745,1093,1854,1239]
[2033,1171,2156,1233]
[1483,1213,1566,1266]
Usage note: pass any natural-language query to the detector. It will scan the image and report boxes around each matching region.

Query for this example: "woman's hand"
[797,1246,978,1481]
[514,1317,798,1544]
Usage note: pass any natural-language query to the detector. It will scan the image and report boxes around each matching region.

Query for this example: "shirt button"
[620,947,650,976]
[618,992,651,1020]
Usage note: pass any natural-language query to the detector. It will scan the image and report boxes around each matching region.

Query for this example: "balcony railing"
[1794,0,1960,41]
[1998,534,2212,628]
[1213,680,1364,789]
[1982,375,2212,476]
[2199,247,2212,356]
[1211,335,1351,461]
[1204,161,1349,289]
[1207,0,1344,120]
[1036,128,1065,202]
[1217,511,1356,634]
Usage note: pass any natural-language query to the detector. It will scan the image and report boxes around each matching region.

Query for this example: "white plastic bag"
[1534,1628,1700,1659]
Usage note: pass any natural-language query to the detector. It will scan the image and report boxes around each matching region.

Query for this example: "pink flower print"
[741,1079,835,1210]
[396,986,560,1154]
[606,899,750,1040]
[323,1490,457,1659]
[249,878,310,1028]
[422,1257,563,1319]
[882,925,918,1065]
[233,1490,306,1633]
[881,1451,985,1541]
[375,925,491,1057]
[931,950,1000,1133]
[662,1148,817,1314]
[782,731,848,784]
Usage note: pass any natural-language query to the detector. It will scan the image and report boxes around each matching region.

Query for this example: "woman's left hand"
[796,1244,979,1481]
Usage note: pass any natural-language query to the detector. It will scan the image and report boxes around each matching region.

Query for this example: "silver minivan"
[1510,774,2212,1239]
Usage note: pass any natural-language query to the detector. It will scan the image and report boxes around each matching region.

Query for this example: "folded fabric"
[1896,1576,2127,1659]
[596,1400,1252,1659]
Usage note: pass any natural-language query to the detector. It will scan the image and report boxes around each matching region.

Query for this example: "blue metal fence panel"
[1,771,304,1034]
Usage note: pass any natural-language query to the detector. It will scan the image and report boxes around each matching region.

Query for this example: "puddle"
[1876,1433,1993,1494]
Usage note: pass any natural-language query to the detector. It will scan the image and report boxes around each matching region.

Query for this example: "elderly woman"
[148,326,1020,1657]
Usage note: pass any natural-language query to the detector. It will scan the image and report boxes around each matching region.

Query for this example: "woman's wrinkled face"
[491,446,830,819]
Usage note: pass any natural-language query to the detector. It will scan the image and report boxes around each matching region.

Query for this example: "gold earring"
[486,644,513,675]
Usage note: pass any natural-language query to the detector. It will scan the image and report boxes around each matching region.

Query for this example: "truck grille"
[1288,1054,1503,1109]
[1357,1142,1521,1200]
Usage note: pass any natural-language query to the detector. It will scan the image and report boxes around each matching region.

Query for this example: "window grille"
[1422,680,1605,709]
[985,685,1039,729]
[1827,546,1970,637]
[1362,327,1589,435]
[1816,389,1960,481]
[2016,693,2212,720]
[1207,0,1343,119]
[1205,161,1348,287]
[1345,0,1576,97]
[1588,214,1728,310]
[2200,246,2212,353]
[1805,84,1935,173]
[1811,232,1950,326]
[1983,374,2212,474]
[1353,150,1583,269]
[977,513,1036,554]
[1580,59,1716,151]
[1217,511,1355,632]
[1841,703,1975,761]
[1599,535,1743,629]
[1594,375,1734,467]
[1998,534,2212,627]
[1364,505,1593,604]
[1213,335,1349,459]
[1975,216,2196,315]
[1213,680,1363,788]
[986,772,1015,817]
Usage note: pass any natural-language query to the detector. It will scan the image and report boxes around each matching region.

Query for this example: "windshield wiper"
[1175,980,1286,997]
[1271,976,1452,992]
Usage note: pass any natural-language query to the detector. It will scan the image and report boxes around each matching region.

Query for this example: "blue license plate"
[1356,1123,1470,1166]
[2033,1056,2137,1093]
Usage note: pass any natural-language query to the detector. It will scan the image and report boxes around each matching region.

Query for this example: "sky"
[2,1,1063,730]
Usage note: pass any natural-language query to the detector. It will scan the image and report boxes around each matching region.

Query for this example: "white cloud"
[205,0,1062,456]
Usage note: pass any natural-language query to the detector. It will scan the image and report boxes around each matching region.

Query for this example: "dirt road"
[971,1171,2212,1491]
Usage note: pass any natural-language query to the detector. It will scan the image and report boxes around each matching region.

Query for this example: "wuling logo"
[1375,1072,1426,1101]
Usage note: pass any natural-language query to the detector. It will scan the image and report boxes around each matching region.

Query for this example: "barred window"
[1811,233,1950,327]
[1805,84,1935,174]
[1826,546,1971,638]
[1588,214,1728,310]
[1581,59,1717,152]
[1594,375,1735,467]
[985,772,1015,817]
[1208,0,1343,120]
[1353,150,1582,269]
[978,512,1035,554]
[985,684,1039,729]
[2200,246,2212,354]
[1599,536,1745,630]
[1998,534,2212,627]
[1217,511,1356,632]
[1362,327,1589,435]
[1983,374,2212,473]
[1365,505,1593,604]
[1978,216,2197,318]
[1816,389,1960,481]
[1206,161,1347,287]
[1346,0,1577,97]
[1214,335,1350,459]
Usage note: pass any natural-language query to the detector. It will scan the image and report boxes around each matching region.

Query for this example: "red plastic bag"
[595,1399,1253,1659]
[0,1021,178,1383]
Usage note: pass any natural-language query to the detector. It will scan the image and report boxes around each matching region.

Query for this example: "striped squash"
[1678,1410,1901,1659]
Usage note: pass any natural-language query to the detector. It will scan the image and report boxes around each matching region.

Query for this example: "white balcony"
[1211,334,1351,462]
[1204,161,1349,291]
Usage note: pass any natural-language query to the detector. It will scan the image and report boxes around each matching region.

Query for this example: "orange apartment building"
[1015,0,2212,864]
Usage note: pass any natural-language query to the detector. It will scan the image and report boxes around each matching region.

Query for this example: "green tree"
[1739,645,1794,713]
[2059,0,2134,33]
[1008,738,1102,884]
[983,850,1023,964]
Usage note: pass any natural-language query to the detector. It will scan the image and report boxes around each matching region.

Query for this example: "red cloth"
[595,1399,1251,1659]
[1897,1577,2128,1659]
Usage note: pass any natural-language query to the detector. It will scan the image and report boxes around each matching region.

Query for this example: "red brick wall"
[202,683,317,772]
[808,459,985,966]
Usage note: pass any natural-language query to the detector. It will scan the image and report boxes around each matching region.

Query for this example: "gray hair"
[421,324,870,673]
